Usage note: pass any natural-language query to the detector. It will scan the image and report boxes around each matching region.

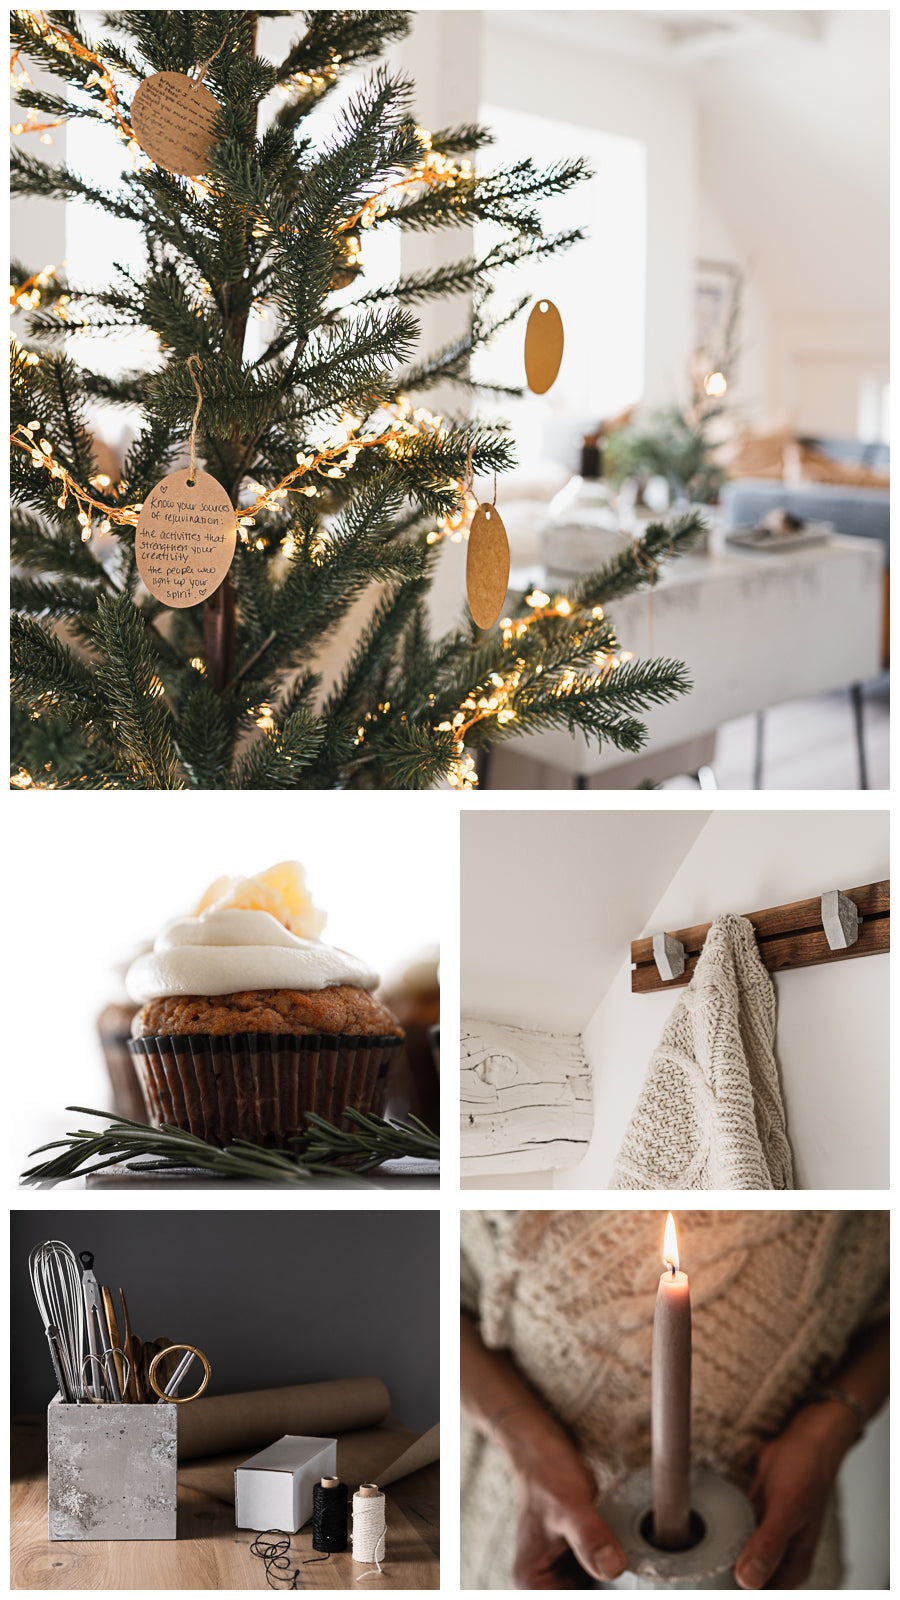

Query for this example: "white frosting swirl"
[125,907,378,1003]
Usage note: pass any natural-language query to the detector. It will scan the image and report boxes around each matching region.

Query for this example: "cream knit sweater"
[611,914,794,1190]
[461,1210,888,1590]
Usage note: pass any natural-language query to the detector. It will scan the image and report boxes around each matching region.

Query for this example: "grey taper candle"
[651,1214,691,1550]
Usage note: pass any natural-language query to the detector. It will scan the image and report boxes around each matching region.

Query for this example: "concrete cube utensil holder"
[596,1467,755,1590]
[48,1395,177,1540]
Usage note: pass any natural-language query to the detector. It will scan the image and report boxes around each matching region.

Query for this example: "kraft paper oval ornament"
[466,503,510,629]
[524,299,564,394]
[131,71,221,176]
[135,468,236,608]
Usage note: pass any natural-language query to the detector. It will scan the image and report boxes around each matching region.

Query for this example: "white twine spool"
[352,1483,386,1580]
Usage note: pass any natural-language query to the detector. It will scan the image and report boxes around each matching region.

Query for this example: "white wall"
[559,809,889,1193]
[695,188,772,426]
[694,10,889,434]
[483,13,697,410]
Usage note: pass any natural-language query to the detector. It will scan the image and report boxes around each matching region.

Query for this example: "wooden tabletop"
[11,1420,439,1590]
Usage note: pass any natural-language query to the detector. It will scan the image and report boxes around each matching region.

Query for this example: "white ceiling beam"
[665,9,825,62]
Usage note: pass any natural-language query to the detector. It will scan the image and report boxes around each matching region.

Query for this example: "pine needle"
[21,1106,439,1188]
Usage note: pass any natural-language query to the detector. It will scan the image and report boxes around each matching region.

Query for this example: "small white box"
[234,1435,337,1533]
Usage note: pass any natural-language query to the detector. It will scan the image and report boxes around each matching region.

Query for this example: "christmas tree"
[11,9,702,791]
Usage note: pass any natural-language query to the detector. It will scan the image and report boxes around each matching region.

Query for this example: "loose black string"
[313,1479,349,1552]
[249,1530,329,1590]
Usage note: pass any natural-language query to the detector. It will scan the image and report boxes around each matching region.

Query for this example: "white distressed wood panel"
[460,1018,593,1174]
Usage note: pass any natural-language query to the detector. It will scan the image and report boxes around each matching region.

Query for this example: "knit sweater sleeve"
[460,1209,519,1346]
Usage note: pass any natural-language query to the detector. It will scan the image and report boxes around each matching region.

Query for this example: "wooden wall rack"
[631,880,890,994]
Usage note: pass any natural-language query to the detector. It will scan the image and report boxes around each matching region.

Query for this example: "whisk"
[29,1239,87,1404]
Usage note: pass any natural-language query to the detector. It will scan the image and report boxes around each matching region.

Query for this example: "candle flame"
[662,1211,680,1273]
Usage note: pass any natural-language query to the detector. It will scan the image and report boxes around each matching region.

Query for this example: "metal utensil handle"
[45,1326,73,1404]
[80,1349,132,1405]
[80,1255,104,1400]
[92,1303,122,1403]
[148,1343,211,1404]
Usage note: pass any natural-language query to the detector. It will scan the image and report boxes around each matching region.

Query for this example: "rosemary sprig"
[21,1106,440,1188]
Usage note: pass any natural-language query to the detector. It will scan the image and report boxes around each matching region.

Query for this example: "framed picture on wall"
[694,258,742,379]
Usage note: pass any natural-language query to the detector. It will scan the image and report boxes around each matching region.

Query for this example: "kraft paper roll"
[597,1467,755,1590]
[177,1376,390,1462]
[180,1421,440,1506]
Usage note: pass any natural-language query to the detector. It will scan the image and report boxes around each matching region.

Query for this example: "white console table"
[492,533,883,788]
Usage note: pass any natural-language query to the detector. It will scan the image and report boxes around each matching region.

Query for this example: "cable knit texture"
[461,1210,888,1590]
[610,914,794,1190]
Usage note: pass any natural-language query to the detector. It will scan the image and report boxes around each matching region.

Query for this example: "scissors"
[148,1342,211,1404]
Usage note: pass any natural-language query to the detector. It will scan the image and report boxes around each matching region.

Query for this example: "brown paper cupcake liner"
[128,1031,400,1147]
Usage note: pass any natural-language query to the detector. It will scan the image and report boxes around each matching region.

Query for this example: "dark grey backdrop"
[13,1210,439,1428]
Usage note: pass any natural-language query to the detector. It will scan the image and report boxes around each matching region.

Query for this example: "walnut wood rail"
[631,880,890,994]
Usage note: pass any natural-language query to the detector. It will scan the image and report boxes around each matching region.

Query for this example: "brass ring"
[148,1342,211,1403]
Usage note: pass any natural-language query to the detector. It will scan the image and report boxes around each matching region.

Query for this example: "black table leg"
[850,683,869,790]
[753,711,765,790]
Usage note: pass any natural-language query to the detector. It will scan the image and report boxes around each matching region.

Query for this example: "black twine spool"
[312,1479,349,1552]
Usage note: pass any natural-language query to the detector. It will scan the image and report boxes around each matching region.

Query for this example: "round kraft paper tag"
[135,468,236,608]
[131,71,221,176]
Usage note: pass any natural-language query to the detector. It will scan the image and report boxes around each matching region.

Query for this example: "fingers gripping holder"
[652,934,686,983]
[821,890,862,951]
[595,1467,755,1590]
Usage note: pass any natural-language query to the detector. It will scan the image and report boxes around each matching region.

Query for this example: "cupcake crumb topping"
[194,861,326,941]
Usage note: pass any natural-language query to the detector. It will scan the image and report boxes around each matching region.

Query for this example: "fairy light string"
[10,9,137,150]
[10,393,484,546]
[11,16,473,227]
[12,387,639,791]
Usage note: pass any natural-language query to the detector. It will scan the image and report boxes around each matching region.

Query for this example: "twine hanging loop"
[185,354,203,482]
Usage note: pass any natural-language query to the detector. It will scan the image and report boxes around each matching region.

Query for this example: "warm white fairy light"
[11,10,135,147]
[338,127,474,233]
[704,371,727,398]
[9,261,68,311]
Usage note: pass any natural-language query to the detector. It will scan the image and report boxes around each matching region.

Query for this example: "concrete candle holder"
[596,1466,755,1590]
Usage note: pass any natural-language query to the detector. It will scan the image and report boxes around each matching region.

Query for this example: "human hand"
[510,1432,626,1589]
[734,1401,860,1589]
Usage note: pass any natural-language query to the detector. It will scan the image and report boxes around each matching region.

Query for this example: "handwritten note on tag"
[131,71,220,176]
[135,468,236,608]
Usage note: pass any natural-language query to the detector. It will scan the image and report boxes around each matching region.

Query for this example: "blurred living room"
[19,8,888,792]
[418,7,891,790]
[384,4,877,793]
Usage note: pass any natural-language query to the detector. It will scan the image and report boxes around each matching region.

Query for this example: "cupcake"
[379,947,440,1133]
[125,862,403,1147]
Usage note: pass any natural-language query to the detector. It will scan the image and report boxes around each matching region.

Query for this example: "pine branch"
[274,10,412,86]
[91,596,183,789]
[11,615,105,726]
[172,677,235,789]
[371,720,459,789]
[563,511,706,610]
[230,709,326,789]
[21,1105,439,1188]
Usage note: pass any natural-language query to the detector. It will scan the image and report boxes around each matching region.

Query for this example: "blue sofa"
[721,436,889,567]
